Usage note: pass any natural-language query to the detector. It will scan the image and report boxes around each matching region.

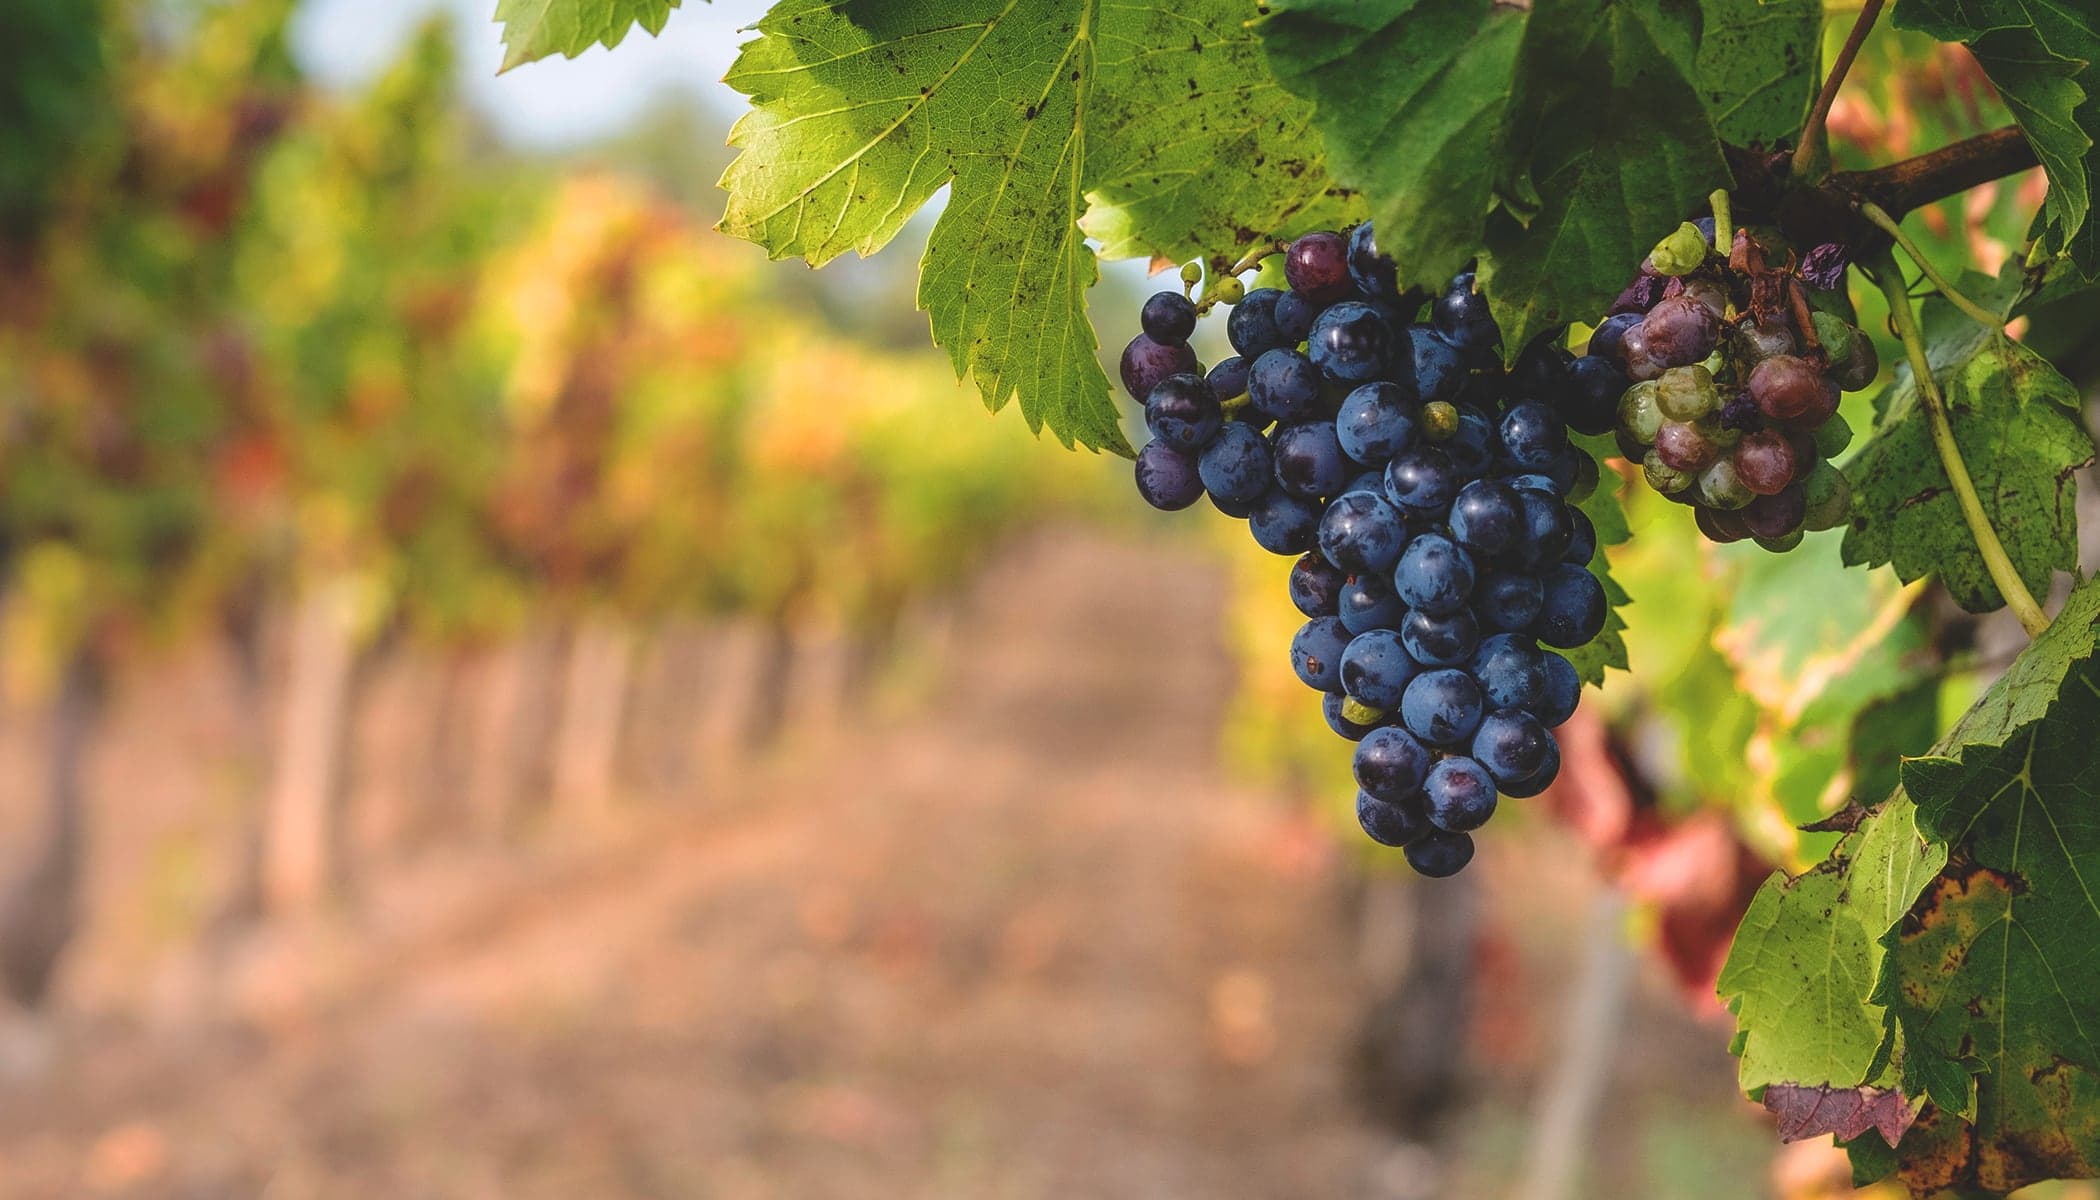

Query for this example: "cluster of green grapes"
[1588,222,1876,549]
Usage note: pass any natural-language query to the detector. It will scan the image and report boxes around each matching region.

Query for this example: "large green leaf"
[1482,0,1731,355]
[1083,0,1359,266]
[718,0,1126,453]
[1878,651,2100,1194]
[493,0,685,72]
[1257,0,1526,294]
[1721,578,2100,1153]
[1841,299,2091,614]
[1694,0,1822,146]
[1892,0,2099,272]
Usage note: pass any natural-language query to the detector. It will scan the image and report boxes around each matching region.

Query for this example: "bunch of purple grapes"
[1587,223,1876,548]
[1125,225,1609,878]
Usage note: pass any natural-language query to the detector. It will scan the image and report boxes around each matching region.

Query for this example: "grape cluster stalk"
[1126,226,1612,877]
[1589,220,1876,547]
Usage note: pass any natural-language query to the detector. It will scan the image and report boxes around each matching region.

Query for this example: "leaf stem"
[1855,200,2005,328]
[1793,0,1884,183]
[1709,188,1731,253]
[1868,249,2050,637]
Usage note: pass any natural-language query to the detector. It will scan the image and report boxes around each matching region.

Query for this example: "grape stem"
[1854,200,2006,328]
[1867,248,2051,637]
[1792,0,1885,183]
[1226,241,1285,277]
[1708,188,1731,253]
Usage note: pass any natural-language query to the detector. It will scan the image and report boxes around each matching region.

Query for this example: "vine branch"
[1855,200,2005,328]
[1834,125,2040,216]
[1867,248,2050,638]
[1793,0,1885,183]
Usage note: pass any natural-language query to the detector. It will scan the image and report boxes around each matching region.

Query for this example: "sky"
[291,0,770,149]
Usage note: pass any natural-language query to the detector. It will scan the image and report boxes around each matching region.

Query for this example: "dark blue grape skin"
[1503,472,1561,497]
[1272,421,1350,500]
[1384,446,1460,516]
[1144,373,1221,451]
[1289,551,1346,618]
[1318,490,1407,574]
[1587,313,1641,364]
[1514,490,1574,569]
[1404,829,1475,877]
[1347,222,1401,300]
[1141,291,1198,345]
[1357,789,1430,847]
[1498,401,1567,471]
[1339,572,1409,635]
[1535,651,1580,727]
[1275,291,1319,343]
[1432,273,1499,362]
[1120,333,1199,402]
[1210,492,1255,519]
[1402,326,1467,403]
[1475,570,1545,632]
[1509,339,1574,404]
[1424,756,1498,832]
[1448,479,1523,559]
[1307,301,1393,383]
[1495,738,1561,798]
[1134,441,1203,510]
[1538,450,1581,495]
[1325,692,1383,741]
[1247,348,1321,424]
[1443,405,1498,477]
[1564,507,1597,565]
[1401,607,1480,668]
[1392,533,1475,616]
[1290,616,1351,692]
[1400,668,1484,748]
[1206,355,1251,403]
[1336,382,1417,466]
[1532,563,1607,649]
[1199,421,1272,504]
[1353,725,1431,801]
[1248,489,1321,554]
[1340,629,1417,709]
[1229,289,1288,357]
[1564,354,1626,436]
[1472,708,1552,785]
[1470,633,1548,711]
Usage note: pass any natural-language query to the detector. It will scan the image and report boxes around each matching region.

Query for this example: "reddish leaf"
[1764,1083,1917,1148]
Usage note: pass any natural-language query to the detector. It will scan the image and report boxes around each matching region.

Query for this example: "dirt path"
[0,532,1387,1200]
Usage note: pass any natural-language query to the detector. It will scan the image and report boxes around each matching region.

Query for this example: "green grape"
[1800,459,1852,531]
[1643,449,1693,494]
[1209,275,1246,305]
[1647,221,1710,276]
[1810,310,1856,363]
[1341,697,1387,725]
[1180,260,1204,286]
[1657,365,1718,421]
[1754,529,1805,554]
[1814,412,1854,458]
[1696,457,1754,509]
[1421,400,1460,442]
[1617,380,1664,444]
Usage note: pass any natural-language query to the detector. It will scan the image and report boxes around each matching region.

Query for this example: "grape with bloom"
[1127,225,1606,877]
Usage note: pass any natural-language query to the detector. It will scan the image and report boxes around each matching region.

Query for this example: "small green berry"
[1341,698,1387,725]
[1647,221,1711,276]
[1420,401,1461,442]
[1209,275,1246,305]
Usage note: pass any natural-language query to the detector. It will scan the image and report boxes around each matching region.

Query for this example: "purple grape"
[1272,421,1350,499]
[1354,725,1432,802]
[1120,333,1198,401]
[1358,789,1431,846]
[1336,381,1417,465]
[1143,373,1221,451]
[1347,222,1402,300]
[1141,291,1197,345]
[1404,829,1475,877]
[1229,288,1287,357]
[1290,616,1351,692]
[1285,231,1352,304]
[1289,552,1346,617]
[1424,756,1498,832]
[1134,440,1202,510]
[1308,301,1394,383]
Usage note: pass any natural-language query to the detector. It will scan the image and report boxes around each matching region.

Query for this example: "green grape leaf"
[1481,0,1731,355]
[1842,314,2091,614]
[1083,1,1359,266]
[1721,579,2100,1132]
[1565,435,1632,686]
[1719,797,1946,1096]
[1257,0,1526,294]
[1877,651,2100,1194]
[1892,0,2099,270]
[1694,0,1821,146]
[493,0,685,72]
[717,1,1124,454]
